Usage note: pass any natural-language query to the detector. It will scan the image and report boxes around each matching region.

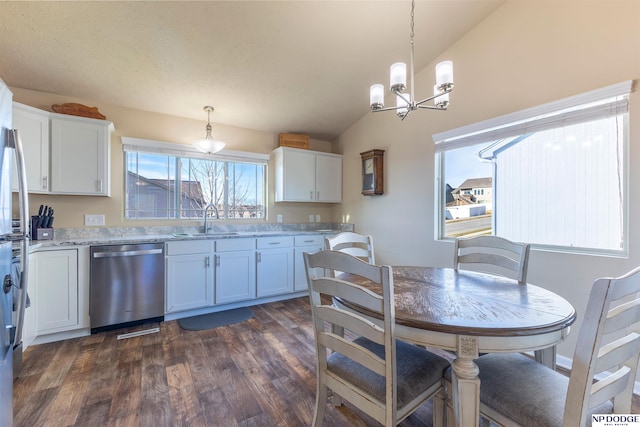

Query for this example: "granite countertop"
[27,224,351,250]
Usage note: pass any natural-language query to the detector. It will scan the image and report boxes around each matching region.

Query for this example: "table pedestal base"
[450,336,480,427]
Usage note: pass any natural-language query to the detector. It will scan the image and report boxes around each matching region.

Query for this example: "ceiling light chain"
[192,105,226,154]
[369,0,454,120]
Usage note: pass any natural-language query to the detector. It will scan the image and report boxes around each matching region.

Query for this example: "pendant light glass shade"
[193,106,226,154]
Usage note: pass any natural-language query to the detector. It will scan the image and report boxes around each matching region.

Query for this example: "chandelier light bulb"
[436,61,454,90]
[396,94,409,117]
[370,84,385,109]
[390,63,407,92]
[434,85,449,108]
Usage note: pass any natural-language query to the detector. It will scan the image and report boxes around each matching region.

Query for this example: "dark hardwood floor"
[13,297,639,427]
[13,297,433,426]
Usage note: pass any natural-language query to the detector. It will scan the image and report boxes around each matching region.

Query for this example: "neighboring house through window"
[123,137,268,220]
[434,81,630,254]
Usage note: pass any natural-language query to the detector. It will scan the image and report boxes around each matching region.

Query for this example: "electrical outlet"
[85,214,105,226]
[309,214,315,223]
[315,214,321,223]
[277,214,283,223]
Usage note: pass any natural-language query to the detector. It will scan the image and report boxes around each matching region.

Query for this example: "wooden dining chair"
[304,250,450,427]
[468,265,640,427]
[453,235,530,283]
[325,231,375,264]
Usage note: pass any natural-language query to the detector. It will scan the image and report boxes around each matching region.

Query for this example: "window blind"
[121,137,269,164]
[433,80,632,153]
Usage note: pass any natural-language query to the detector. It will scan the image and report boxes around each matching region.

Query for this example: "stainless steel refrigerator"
[0,79,30,426]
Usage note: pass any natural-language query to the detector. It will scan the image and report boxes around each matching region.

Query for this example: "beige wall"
[335,0,640,361]
[10,87,336,228]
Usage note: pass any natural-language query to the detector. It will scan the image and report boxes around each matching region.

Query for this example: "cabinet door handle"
[269,242,280,245]
[96,179,103,193]
[205,256,210,268]
[309,191,313,200]
[257,252,261,263]
[42,176,48,190]
[215,255,220,267]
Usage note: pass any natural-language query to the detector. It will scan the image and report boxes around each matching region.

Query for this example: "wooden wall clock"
[360,149,384,196]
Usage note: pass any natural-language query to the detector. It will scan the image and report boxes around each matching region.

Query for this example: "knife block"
[31,216,54,240]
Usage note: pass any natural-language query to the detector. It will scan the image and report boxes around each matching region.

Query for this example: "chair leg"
[432,387,447,427]
[312,383,328,427]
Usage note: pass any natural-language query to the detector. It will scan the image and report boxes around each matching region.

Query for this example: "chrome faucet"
[203,203,220,234]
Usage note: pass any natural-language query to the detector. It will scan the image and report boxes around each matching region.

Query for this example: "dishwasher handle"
[92,248,163,258]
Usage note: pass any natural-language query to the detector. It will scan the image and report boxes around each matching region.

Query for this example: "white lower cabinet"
[294,235,325,292]
[165,240,214,313]
[30,248,79,333]
[215,239,256,304]
[256,236,294,297]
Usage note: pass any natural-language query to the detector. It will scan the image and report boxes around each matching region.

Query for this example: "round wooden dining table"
[335,266,577,427]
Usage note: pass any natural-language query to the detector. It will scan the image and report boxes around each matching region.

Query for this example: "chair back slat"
[604,300,640,334]
[318,333,386,376]
[595,333,640,374]
[589,366,632,408]
[454,235,530,282]
[325,232,375,264]
[313,277,383,313]
[315,305,384,344]
[564,266,640,427]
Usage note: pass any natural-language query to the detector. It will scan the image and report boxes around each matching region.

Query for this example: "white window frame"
[433,81,631,255]
[122,137,269,221]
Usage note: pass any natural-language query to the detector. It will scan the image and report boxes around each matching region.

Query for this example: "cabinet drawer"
[257,236,294,249]
[215,238,255,252]
[166,240,213,256]
[294,235,324,247]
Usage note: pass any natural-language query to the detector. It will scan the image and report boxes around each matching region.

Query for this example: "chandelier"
[192,106,226,154]
[369,0,454,120]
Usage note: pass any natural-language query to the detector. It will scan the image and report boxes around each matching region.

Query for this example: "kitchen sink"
[172,232,240,238]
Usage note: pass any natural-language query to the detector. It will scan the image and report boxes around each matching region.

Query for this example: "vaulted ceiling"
[0,1,503,140]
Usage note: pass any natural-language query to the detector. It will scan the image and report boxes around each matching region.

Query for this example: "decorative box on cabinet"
[50,112,113,196]
[273,147,342,203]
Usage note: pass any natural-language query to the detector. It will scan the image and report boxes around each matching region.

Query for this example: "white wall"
[334,0,640,362]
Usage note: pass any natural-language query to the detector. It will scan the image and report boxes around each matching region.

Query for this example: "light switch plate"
[315,214,321,222]
[85,214,105,226]
[277,214,283,223]
[309,214,315,223]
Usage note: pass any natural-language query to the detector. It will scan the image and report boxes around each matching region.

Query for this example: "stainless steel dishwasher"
[90,243,165,333]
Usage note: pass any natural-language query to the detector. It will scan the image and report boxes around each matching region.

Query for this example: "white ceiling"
[0,1,502,141]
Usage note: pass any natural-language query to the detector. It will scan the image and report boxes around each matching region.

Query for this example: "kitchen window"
[123,138,267,220]
[434,81,630,255]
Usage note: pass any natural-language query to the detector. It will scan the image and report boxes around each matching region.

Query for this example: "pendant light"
[192,106,226,154]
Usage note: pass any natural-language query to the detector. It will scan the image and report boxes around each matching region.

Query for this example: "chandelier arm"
[414,86,452,107]
[417,105,447,111]
[372,105,409,113]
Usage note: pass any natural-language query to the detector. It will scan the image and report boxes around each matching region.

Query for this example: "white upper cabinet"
[50,113,113,196]
[11,102,50,193]
[11,103,114,196]
[273,147,342,203]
